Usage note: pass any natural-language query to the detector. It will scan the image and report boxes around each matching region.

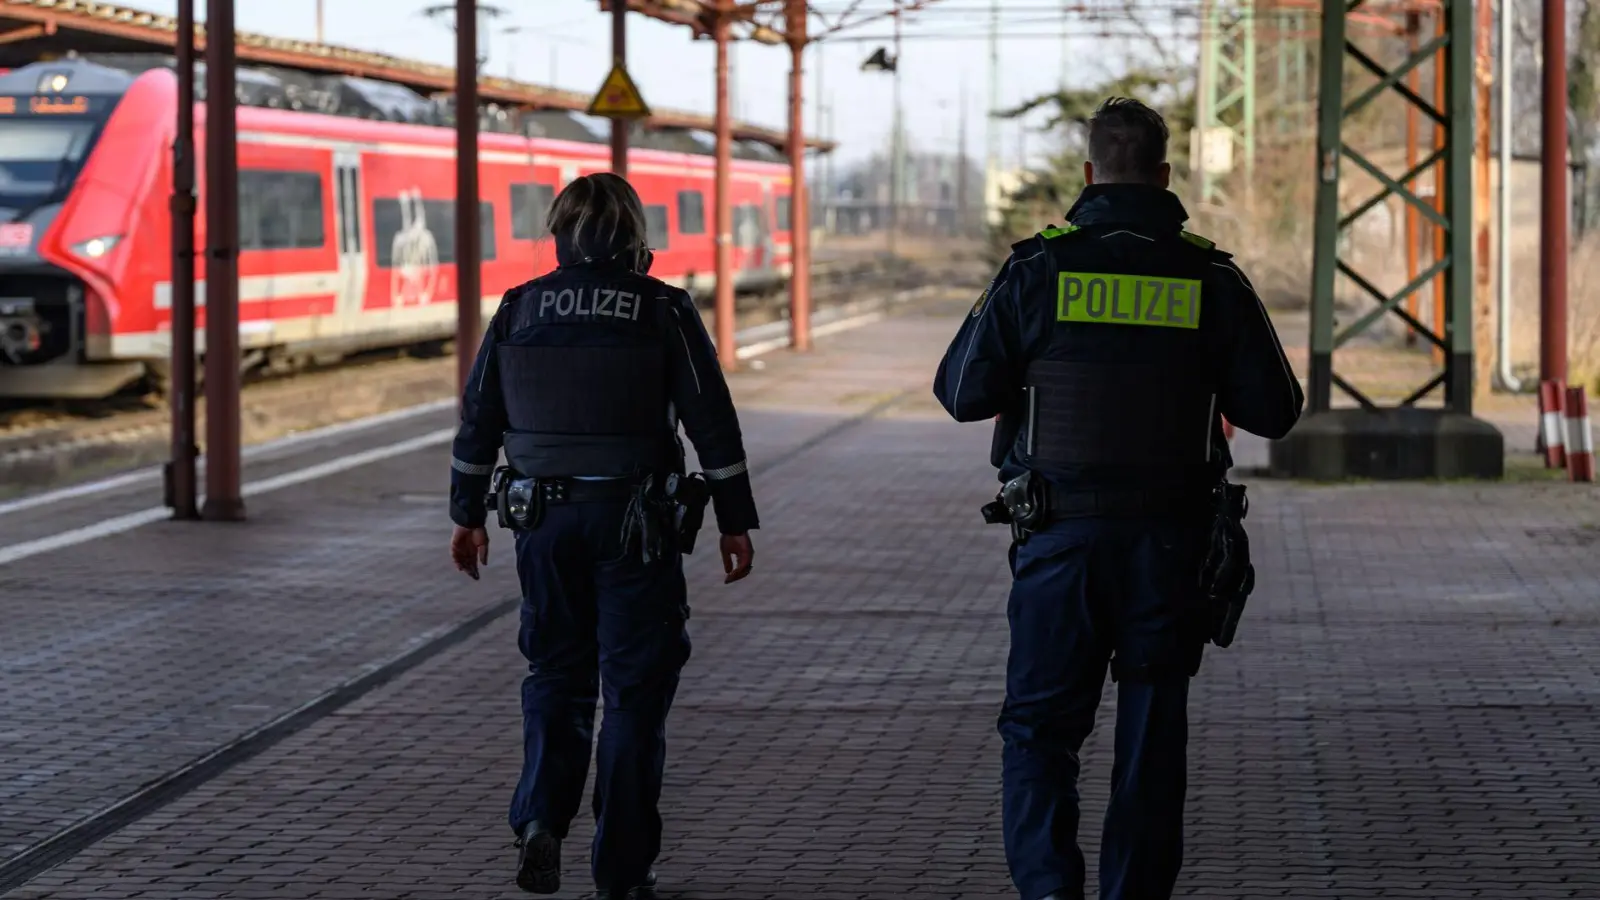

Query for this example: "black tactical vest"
[496,270,684,478]
[1019,224,1224,474]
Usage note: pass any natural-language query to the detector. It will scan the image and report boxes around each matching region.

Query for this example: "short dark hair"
[546,172,649,256]
[1086,97,1169,183]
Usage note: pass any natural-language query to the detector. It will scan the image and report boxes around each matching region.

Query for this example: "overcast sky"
[119,0,1199,167]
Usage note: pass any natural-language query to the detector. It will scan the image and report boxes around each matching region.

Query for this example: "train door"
[734,181,775,291]
[332,150,369,337]
[772,185,793,277]
[759,181,778,275]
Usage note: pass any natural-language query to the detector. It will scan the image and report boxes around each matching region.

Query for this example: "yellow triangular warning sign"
[587,64,652,119]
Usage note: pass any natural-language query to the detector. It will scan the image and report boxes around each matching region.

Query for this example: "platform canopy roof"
[0,0,835,153]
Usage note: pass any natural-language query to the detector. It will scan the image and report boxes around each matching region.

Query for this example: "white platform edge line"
[0,429,454,567]
[0,399,457,519]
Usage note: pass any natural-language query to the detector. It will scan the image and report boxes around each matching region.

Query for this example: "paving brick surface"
[6,296,1600,898]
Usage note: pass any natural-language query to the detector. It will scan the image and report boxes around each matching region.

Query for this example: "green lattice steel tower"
[1269,0,1502,479]
[1266,8,1313,141]
[1195,0,1256,210]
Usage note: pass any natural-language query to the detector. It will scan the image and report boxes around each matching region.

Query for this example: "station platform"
[3,293,1599,899]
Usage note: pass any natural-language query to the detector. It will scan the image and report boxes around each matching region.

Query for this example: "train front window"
[0,120,96,197]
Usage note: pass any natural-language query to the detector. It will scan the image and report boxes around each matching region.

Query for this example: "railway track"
[0,259,986,495]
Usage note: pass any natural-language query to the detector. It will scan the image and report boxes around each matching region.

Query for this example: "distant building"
[815,149,984,238]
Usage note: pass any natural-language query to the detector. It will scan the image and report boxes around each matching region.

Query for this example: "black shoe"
[513,822,561,894]
[594,870,657,899]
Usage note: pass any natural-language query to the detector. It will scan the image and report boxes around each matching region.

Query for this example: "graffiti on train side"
[391,189,440,307]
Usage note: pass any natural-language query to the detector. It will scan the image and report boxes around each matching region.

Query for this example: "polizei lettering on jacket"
[536,287,644,321]
[1056,272,1202,330]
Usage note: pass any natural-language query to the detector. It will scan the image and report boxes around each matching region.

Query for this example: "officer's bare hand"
[720,533,754,584]
[451,526,490,580]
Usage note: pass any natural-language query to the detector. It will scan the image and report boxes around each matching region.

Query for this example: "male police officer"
[449,173,757,900]
[934,98,1303,900]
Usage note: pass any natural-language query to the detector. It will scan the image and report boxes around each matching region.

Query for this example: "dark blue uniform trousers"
[1000,516,1209,900]
[507,499,691,891]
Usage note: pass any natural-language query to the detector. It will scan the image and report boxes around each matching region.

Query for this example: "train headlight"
[71,235,122,260]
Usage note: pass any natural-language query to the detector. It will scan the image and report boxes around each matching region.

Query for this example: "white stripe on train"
[132,262,790,358]
[153,272,342,309]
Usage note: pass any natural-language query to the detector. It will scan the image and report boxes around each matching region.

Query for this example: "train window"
[479,202,497,262]
[0,121,96,193]
[677,190,706,235]
[350,175,364,254]
[643,204,670,251]
[511,182,555,240]
[775,196,792,231]
[334,169,349,254]
[336,167,362,255]
[346,168,364,254]
[372,196,497,267]
[238,169,325,251]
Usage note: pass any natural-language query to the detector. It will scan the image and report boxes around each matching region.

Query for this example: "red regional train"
[0,57,795,399]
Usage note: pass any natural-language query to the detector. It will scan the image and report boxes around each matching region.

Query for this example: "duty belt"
[983,471,1211,543]
[531,477,642,504]
[486,471,645,533]
[484,470,712,563]
[1044,485,1212,520]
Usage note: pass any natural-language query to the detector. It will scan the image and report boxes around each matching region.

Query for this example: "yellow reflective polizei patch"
[1056,272,1203,329]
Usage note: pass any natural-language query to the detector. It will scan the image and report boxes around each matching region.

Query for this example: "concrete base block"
[1268,408,1505,480]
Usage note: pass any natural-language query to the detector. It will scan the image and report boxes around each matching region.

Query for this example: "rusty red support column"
[785,0,811,353]
[167,0,198,520]
[1429,13,1446,368]
[713,5,736,371]
[610,0,629,178]
[455,0,482,397]
[1403,12,1419,346]
[1474,0,1495,398]
[1539,0,1569,386]
[202,0,243,521]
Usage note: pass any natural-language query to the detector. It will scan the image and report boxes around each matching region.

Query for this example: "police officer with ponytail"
[448,172,757,900]
[934,98,1303,900]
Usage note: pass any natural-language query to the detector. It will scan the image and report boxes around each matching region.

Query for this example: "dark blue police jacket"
[450,232,760,535]
[933,182,1304,490]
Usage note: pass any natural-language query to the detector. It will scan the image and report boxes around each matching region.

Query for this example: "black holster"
[663,472,711,555]
[987,471,1047,544]
[1199,481,1255,648]
[486,466,544,532]
[619,474,690,565]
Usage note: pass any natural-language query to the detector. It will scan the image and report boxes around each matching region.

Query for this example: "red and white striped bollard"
[1564,386,1594,483]
[1539,380,1567,469]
